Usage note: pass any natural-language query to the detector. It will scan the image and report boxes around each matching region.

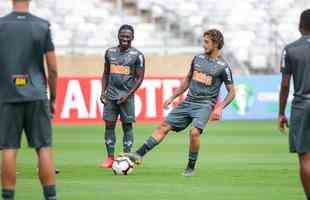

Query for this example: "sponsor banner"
[220,75,292,120]
[53,75,291,124]
[53,77,186,124]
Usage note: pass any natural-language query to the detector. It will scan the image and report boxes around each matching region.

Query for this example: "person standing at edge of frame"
[0,0,58,200]
[279,9,310,200]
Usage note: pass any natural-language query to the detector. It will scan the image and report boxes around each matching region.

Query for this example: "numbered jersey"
[105,46,145,100]
[186,53,233,104]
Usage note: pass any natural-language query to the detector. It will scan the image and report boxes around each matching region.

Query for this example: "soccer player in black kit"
[99,25,145,168]
[126,29,235,176]
[0,1,58,199]
[279,9,310,200]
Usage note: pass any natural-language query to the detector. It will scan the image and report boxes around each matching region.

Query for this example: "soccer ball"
[112,156,134,175]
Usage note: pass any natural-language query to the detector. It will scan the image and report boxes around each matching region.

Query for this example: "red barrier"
[53,77,186,124]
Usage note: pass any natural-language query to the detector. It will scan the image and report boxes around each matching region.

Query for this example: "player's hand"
[278,115,289,134]
[209,105,222,121]
[163,97,174,110]
[100,92,107,104]
[117,95,129,105]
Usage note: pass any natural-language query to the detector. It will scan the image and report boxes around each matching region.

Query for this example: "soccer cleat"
[182,168,195,177]
[55,169,60,175]
[124,152,142,165]
[99,156,114,168]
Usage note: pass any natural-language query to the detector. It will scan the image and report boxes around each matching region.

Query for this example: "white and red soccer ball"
[112,156,134,175]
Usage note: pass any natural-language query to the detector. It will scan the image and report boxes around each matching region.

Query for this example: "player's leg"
[119,97,135,153]
[0,102,24,200]
[183,127,202,176]
[101,99,119,168]
[1,150,17,200]
[299,154,310,200]
[36,147,57,200]
[122,123,133,153]
[127,101,191,164]
[100,120,117,168]
[24,101,57,200]
[126,122,173,164]
[183,103,212,176]
[137,122,173,155]
[105,121,117,157]
[290,105,310,199]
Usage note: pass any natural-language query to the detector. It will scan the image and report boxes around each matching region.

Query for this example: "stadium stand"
[0,0,309,73]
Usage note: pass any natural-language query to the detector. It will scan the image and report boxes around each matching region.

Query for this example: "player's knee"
[122,123,133,131]
[300,162,310,175]
[299,153,310,174]
[36,147,52,158]
[190,128,201,139]
[105,121,116,129]
[158,122,171,132]
[154,122,171,137]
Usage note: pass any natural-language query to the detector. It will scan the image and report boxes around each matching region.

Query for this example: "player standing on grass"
[279,9,310,200]
[126,29,235,176]
[99,24,145,168]
[0,0,58,200]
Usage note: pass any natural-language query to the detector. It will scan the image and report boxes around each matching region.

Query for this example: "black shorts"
[103,96,135,123]
[165,101,213,133]
[289,104,310,154]
[0,100,53,149]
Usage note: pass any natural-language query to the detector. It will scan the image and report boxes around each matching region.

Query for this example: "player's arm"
[210,84,235,120]
[45,23,58,114]
[100,51,110,104]
[221,84,235,109]
[164,63,193,109]
[220,66,235,109]
[118,54,145,104]
[278,49,291,133]
[210,66,235,121]
[128,67,144,96]
[279,74,291,133]
[279,74,291,117]
[46,51,58,114]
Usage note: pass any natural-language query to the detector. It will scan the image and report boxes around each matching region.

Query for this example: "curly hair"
[203,29,224,50]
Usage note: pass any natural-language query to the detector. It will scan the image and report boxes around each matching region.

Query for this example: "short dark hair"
[300,9,310,33]
[118,24,134,36]
[203,29,224,50]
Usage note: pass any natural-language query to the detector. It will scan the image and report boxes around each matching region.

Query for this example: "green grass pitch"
[14,121,303,199]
